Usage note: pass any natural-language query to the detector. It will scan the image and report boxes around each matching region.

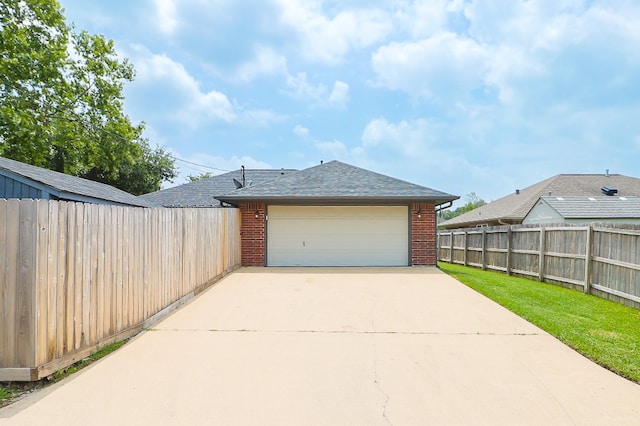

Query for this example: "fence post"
[538,227,546,282]
[449,232,454,263]
[506,226,512,276]
[463,231,468,266]
[584,225,593,294]
[481,228,487,270]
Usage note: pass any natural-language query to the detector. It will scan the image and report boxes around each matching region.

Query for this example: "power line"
[170,156,232,173]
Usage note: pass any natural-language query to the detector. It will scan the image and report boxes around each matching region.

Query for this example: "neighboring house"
[138,168,296,207]
[0,156,151,207]
[216,160,458,267]
[440,173,640,229]
[522,196,640,225]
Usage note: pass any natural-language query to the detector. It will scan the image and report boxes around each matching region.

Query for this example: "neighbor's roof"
[534,195,640,219]
[139,169,297,207]
[0,156,151,207]
[440,174,640,228]
[216,160,459,205]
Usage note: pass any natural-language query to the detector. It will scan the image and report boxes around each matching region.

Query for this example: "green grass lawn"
[439,262,640,383]
[0,340,128,408]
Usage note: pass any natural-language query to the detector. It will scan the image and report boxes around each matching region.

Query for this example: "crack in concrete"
[372,337,392,426]
[149,328,543,337]
[370,315,393,426]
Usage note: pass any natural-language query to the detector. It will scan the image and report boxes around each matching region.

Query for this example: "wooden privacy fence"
[0,200,241,381]
[438,224,640,309]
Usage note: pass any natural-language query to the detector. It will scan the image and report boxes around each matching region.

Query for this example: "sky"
[56,0,640,205]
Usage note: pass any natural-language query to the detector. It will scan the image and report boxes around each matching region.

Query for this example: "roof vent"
[601,186,618,196]
[515,189,520,195]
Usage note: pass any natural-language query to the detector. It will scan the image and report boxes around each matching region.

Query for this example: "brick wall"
[410,202,437,266]
[239,201,437,267]
[239,202,266,266]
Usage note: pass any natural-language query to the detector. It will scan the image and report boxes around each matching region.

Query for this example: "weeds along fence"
[0,199,241,381]
[438,224,640,310]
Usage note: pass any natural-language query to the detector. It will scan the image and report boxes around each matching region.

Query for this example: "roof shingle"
[441,174,640,228]
[0,156,151,207]
[138,169,297,207]
[535,196,640,219]
[216,160,458,205]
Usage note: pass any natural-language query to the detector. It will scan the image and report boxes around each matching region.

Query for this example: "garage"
[267,205,409,266]
[215,160,458,267]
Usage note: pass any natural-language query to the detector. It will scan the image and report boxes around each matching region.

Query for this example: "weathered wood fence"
[438,224,640,309]
[0,200,241,381]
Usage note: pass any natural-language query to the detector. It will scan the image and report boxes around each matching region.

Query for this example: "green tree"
[439,192,486,222]
[186,172,215,182]
[0,0,176,194]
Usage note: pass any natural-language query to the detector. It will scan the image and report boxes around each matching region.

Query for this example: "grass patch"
[439,262,640,383]
[1,339,128,408]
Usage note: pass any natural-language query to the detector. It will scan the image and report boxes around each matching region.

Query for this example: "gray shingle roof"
[216,160,458,205]
[440,173,640,228]
[139,169,297,207]
[536,196,640,219]
[0,156,151,207]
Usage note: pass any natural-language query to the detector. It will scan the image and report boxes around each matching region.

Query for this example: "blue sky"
[57,0,640,204]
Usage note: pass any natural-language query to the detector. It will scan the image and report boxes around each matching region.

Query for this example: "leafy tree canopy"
[0,0,176,195]
[186,172,215,182]
[438,192,486,222]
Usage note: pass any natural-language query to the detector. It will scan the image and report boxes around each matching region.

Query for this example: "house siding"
[0,174,43,199]
[240,202,266,266]
[411,202,437,266]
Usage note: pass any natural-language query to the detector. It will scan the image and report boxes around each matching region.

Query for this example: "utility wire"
[170,156,232,173]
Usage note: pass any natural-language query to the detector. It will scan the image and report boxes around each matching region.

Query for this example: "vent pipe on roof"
[606,169,609,177]
[320,160,323,165]
[515,189,520,195]
[241,165,246,188]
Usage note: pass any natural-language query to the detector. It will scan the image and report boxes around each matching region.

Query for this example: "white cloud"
[372,32,491,100]
[293,125,309,137]
[233,45,288,83]
[286,72,349,108]
[394,0,451,38]
[276,0,393,64]
[286,72,327,101]
[315,140,349,157]
[128,45,285,128]
[361,117,436,157]
[328,80,349,107]
[130,45,236,125]
[154,0,178,35]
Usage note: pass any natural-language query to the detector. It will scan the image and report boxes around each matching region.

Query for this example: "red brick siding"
[239,202,266,266]
[410,202,437,266]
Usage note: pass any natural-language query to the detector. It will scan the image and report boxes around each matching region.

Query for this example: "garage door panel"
[267,206,408,266]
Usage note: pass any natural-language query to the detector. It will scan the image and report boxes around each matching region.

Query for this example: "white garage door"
[267,206,408,266]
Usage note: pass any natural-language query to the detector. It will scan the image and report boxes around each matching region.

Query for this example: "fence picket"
[0,200,240,380]
[438,224,640,309]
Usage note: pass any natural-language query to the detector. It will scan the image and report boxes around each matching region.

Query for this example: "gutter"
[435,201,453,212]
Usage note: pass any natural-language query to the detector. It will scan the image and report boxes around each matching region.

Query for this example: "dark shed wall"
[0,175,43,199]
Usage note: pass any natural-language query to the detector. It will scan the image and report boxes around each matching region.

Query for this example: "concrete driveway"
[2,267,640,425]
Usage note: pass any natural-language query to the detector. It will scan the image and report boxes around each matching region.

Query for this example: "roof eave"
[216,195,459,207]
